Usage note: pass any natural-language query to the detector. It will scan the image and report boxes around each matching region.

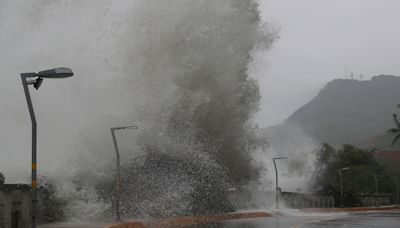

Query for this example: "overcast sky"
[254,0,400,127]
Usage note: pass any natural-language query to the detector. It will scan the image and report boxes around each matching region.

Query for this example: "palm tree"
[388,107,400,145]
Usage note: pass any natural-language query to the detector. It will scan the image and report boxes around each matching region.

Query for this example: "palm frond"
[387,128,399,134]
[391,134,400,146]
[393,114,400,129]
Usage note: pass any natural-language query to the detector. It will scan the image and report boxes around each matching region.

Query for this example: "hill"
[282,75,400,150]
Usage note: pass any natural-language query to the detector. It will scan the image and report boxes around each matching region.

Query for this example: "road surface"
[38,223,106,228]
[38,210,400,227]
[214,210,400,228]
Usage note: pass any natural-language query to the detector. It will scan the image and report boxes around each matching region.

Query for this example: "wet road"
[38,210,400,228]
[38,223,106,228]
[216,211,400,228]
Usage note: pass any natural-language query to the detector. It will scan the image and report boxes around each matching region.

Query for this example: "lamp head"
[36,67,73,78]
[33,77,43,90]
[124,126,138,130]
[273,157,288,160]
[112,125,138,131]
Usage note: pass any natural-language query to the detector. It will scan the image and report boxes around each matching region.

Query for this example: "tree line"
[312,145,399,206]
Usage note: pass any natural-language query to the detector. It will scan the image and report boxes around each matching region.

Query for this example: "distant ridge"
[281,75,400,150]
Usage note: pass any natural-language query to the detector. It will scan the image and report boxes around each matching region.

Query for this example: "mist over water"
[0,0,281,220]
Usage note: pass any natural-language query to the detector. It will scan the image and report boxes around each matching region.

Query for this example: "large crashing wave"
[0,0,275,219]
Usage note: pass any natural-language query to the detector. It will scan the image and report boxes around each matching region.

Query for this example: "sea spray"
[0,0,275,219]
[245,123,320,210]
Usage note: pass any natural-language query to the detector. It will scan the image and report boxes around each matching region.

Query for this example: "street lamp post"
[110,126,138,221]
[338,167,350,208]
[20,68,73,228]
[374,174,384,194]
[273,157,288,210]
[373,174,384,207]
[396,178,399,207]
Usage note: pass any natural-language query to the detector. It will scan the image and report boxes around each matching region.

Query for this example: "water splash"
[0,0,276,220]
